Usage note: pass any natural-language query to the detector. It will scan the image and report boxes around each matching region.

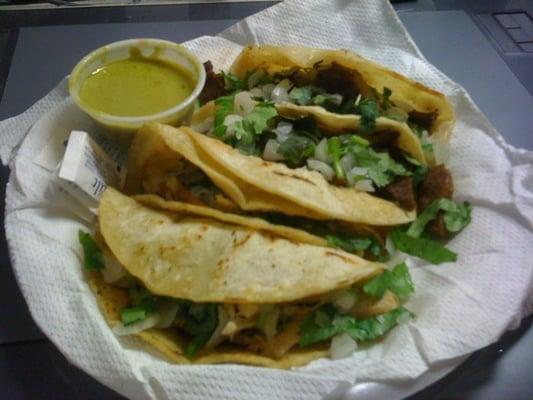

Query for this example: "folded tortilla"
[126,122,415,226]
[92,188,394,367]
[230,45,455,147]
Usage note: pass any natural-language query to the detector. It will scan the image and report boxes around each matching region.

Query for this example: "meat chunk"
[198,61,227,104]
[427,213,448,239]
[417,164,453,210]
[418,165,454,239]
[408,110,438,131]
[364,130,400,149]
[382,177,416,211]
[314,62,363,99]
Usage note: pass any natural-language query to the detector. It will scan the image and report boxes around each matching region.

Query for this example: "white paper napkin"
[2,1,532,399]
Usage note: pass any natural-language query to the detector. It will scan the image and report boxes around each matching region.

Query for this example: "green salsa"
[79,58,194,117]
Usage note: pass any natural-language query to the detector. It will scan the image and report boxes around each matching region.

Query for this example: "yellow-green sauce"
[79,58,194,117]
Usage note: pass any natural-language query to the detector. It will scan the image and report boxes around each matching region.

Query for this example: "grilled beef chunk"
[198,61,227,104]
[382,177,416,211]
[314,62,362,99]
[364,130,400,149]
[417,164,453,210]
[418,164,454,239]
[427,213,448,239]
[408,110,438,132]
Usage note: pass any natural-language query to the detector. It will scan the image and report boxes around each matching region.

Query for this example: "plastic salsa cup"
[68,38,206,135]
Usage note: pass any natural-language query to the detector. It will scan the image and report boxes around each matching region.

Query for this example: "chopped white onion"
[275,120,293,135]
[234,91,255,116]
[385,235,396,255]
[274,121,293,143]
[433,141,451,164]
[247,69,266,88]
[223,114,243,126]
[260,306,281,342]
[249,87,264,99]
[314,138,331,163]
[385,252,408,270]
[190,116,214,134]
[101,250,127,284]
[261,83,276,100]
[307,159,335,181]
[328,93,343,106]
[354,93,362,106]
[346,166,369,186]
[270,79,292,104]
[340,153,356,174]
[207,306,230,348]
[333,289,357,312]
[223,114,244,139]
[385,106,409,122]
[262,139,285,161]
[330,333,358,360]
[155,300,180,328]
[420,129,431,146]
[113,313,160,336]
[354,179,375,192]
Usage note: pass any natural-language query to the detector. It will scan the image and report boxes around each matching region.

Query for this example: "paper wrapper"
[2,1,532,399]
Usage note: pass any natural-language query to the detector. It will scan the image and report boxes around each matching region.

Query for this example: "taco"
[81,187,413,367]
[187,47,458,222]
[198,45,455,165]
[126,122,415,228]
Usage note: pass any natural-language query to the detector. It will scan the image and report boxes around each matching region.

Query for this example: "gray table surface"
[0,7,532,400]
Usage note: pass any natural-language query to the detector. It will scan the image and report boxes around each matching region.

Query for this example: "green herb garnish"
[78,230,104,271]
[407,198,472,238]
[299,305,410,346]
[326,234,381,257]
[363,263,414,299]
[277,134,316,167]
[391,228,457,264]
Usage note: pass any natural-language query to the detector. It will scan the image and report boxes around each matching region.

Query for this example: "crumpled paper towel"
[1,0,533,399]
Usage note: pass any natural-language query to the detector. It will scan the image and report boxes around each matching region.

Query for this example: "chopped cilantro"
[121,300,154,326]
[277,134,316,167]
[176,301,218,358]
[348,145,409,187]
[221,71,244,92]
[299,306,410,346]
[403,153,429,184]
[184,333,211,358]
[407,198,472,237]
[326,234,382,257]
[234,140,260,156]
[232,120,254,144]
[363,263,414,300]
[78,230,104,271]
[356,99,379,133]
[391,228,457,264]
[327,137,345,179]
[289,86,314,105]
[349,135,370,147]
[422,143,434,153]
[245,102,278,135]
[213,95,234,138]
